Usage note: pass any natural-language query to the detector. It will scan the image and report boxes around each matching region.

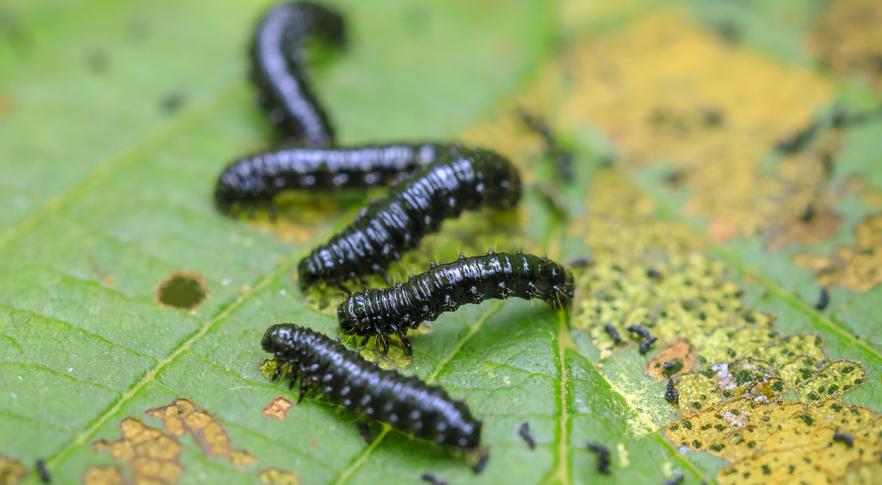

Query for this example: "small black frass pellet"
[815,287,829,311]
[799,203,816,223]
[472,450,490,474]
[832,431,853,448]
[251,2,345,146]
[662,359,683,377]
[36,459,50,483]
[338,252,574,354]
[262,324,482,450]
[298,149,522,288]
[214,143,458,212]
[665,379,679,404]
[518,422,536,450]
[646,268,663,280]
[421,473,447,485]
[586,442,611,475]
[639,336,658,355]
[603,324,622,345]
[626,324,651,339]
[568,257,591,268]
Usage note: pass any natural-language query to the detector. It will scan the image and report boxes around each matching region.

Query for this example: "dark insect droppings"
[472,450,490,474]
[604,324,622,345]
[832,431,853,448]
[665,379,679,404]
[799,203,816,223]
[586,442,611,475]
[518,422,536,450]
[815,287,829,311]
[262,324,482,450]
[646,268,663,280]
[36,459,50,483]
[568,257,591,268]
[662,359,683,377]
[337,252,574,354]
[420,473,447,485]
[639,336,658,355]
[626,324,651,339]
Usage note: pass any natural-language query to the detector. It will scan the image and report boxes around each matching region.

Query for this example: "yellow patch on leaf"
[0,455,26,485]
[810,0,882,92]
[92,418,184,484]
[555,12,836,243]
[667,398,882,484]
[259,467,301,485]
[262,396,293,421]
[82,465,125,485]
[146,398,255,466]
[794,213,882,292]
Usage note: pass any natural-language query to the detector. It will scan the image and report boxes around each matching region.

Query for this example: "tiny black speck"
[586,442,611,475]
[815,287,829,311]
[518,422,536,450]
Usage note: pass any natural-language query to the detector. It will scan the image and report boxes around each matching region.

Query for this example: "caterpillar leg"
[356,420,374,444]
[298,376,309,403]
[398,332,412,356]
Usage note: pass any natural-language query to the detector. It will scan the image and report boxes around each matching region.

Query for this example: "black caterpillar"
[262,324,482,449]
[338,252,574,354]
[298,149,522,288]
[251,2,345,146]
[214,143,469,212]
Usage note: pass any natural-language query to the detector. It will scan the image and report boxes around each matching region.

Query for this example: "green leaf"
[2,1,881,484]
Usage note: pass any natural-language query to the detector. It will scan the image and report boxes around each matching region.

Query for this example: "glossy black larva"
[262,324,482,450]
[298,149,522,288]
[214,143,462,212]
[251,2,345,146]
[337,252,575,354]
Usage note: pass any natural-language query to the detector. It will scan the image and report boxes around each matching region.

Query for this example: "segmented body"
[297,149,522,287]
[262,324,482,449]
[214,143,461,211]
[251,2,344,146]
[337,252,574,353]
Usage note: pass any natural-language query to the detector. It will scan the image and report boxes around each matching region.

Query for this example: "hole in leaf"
[156,271,207,311]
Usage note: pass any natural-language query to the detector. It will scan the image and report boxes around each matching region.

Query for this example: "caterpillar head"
[262,323,300,357]
[473,150,521,210]
[337,293,373,335]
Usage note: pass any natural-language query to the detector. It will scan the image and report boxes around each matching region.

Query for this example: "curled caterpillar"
[297,149,522,288]
[262,324,482,449]
[214,143,463,212]
[338,251,574,354]
[251,1,345,146]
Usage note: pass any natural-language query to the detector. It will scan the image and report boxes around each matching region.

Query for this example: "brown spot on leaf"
[146,398,253,466]
[795,213,882,292]
[646,340,695,380]
[82,465,125,485]
[262,397,293,420]
[92,417,184,484]
[0,455,26,485]
[156,271,208,311]
[259,467,301,485]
